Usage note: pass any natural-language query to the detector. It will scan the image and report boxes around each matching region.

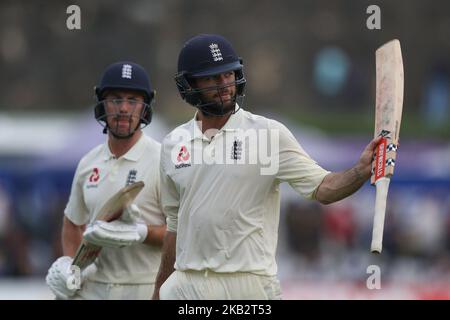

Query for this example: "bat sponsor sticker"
[374,137,387,181]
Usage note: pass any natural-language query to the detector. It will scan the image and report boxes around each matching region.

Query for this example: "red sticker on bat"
[374,137,387,181]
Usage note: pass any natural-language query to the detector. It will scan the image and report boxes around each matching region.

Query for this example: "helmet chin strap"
[103,117,141,140]
[197,92,243,117]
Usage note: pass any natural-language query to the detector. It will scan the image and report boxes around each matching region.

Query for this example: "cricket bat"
[370,39,404,253]
[72,181,145,270]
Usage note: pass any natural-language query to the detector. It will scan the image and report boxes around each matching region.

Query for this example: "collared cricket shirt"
[160,108,330,276]
[65,134,165,284]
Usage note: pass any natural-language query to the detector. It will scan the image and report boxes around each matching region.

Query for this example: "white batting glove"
[121,203,142,223]
[83,205,147,248]
[45,256,97,300]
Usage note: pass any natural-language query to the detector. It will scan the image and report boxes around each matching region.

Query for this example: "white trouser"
[160,270,282,300]
[72,280,155,300]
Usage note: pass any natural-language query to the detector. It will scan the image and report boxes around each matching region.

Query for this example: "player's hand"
[356,137,382,180]
[45,256,96,300]
[83,205,148,248]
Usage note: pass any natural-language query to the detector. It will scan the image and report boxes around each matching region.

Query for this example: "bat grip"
[371,177,391,253]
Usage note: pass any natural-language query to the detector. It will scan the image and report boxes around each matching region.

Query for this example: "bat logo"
[378,130,391,139]
[387,143,397,152]
[386,159,395,167]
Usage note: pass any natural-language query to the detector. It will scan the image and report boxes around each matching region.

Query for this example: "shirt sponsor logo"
[87,167,100,188]
[177,146,190,162]
[175,146,191,169]
[89,167,100,182]
[175,163,192,169]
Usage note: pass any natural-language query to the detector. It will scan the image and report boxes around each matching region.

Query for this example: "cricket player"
[152,34,381,299]
[46,61,166,300]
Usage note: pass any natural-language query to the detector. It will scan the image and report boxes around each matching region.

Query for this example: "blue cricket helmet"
[95,61,155,103]
[94,61,155,127]
[175,34,246,116]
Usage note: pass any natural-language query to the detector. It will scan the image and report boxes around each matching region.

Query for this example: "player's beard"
[200,102,235,117]
[199,88,236,117]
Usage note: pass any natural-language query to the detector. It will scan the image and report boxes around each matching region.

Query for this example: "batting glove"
[83,205,148,248]
[45,256,96,300]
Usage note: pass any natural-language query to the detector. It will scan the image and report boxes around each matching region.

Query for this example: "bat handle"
[371,177,391,253]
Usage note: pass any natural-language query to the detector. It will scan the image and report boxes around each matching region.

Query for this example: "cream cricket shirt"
[160,108,330,276]
[65,134,165,284]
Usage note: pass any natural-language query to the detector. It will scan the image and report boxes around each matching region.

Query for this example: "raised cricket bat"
[370,39,404,253]
[72,181,145,270]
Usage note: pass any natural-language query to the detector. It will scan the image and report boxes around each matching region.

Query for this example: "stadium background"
[0,0,449,299]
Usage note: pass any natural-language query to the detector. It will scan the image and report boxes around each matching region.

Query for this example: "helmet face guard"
[94,61,155,137]
[175,34,247,116]
[175,64,246,116]
[94,98,154,139]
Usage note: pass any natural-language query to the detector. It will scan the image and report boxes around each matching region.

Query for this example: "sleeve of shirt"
[160,141,180,233]
[64,159,90,226]
[272,120,330,199]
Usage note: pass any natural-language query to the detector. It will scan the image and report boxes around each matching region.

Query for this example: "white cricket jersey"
[160,108,330,276]
[65,134,165,284]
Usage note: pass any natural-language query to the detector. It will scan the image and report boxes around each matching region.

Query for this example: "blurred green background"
[0,0,448,136]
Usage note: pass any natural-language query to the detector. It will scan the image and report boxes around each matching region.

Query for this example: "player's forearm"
[315,165,368,205]
[143,224,167,246]
[152,230,176,299]
[61,216,85,257]
[315,137,380,204]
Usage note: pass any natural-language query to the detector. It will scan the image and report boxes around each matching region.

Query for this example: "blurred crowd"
[1,167,449,283]
[0,171,69,276]
[279,183,450,283]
